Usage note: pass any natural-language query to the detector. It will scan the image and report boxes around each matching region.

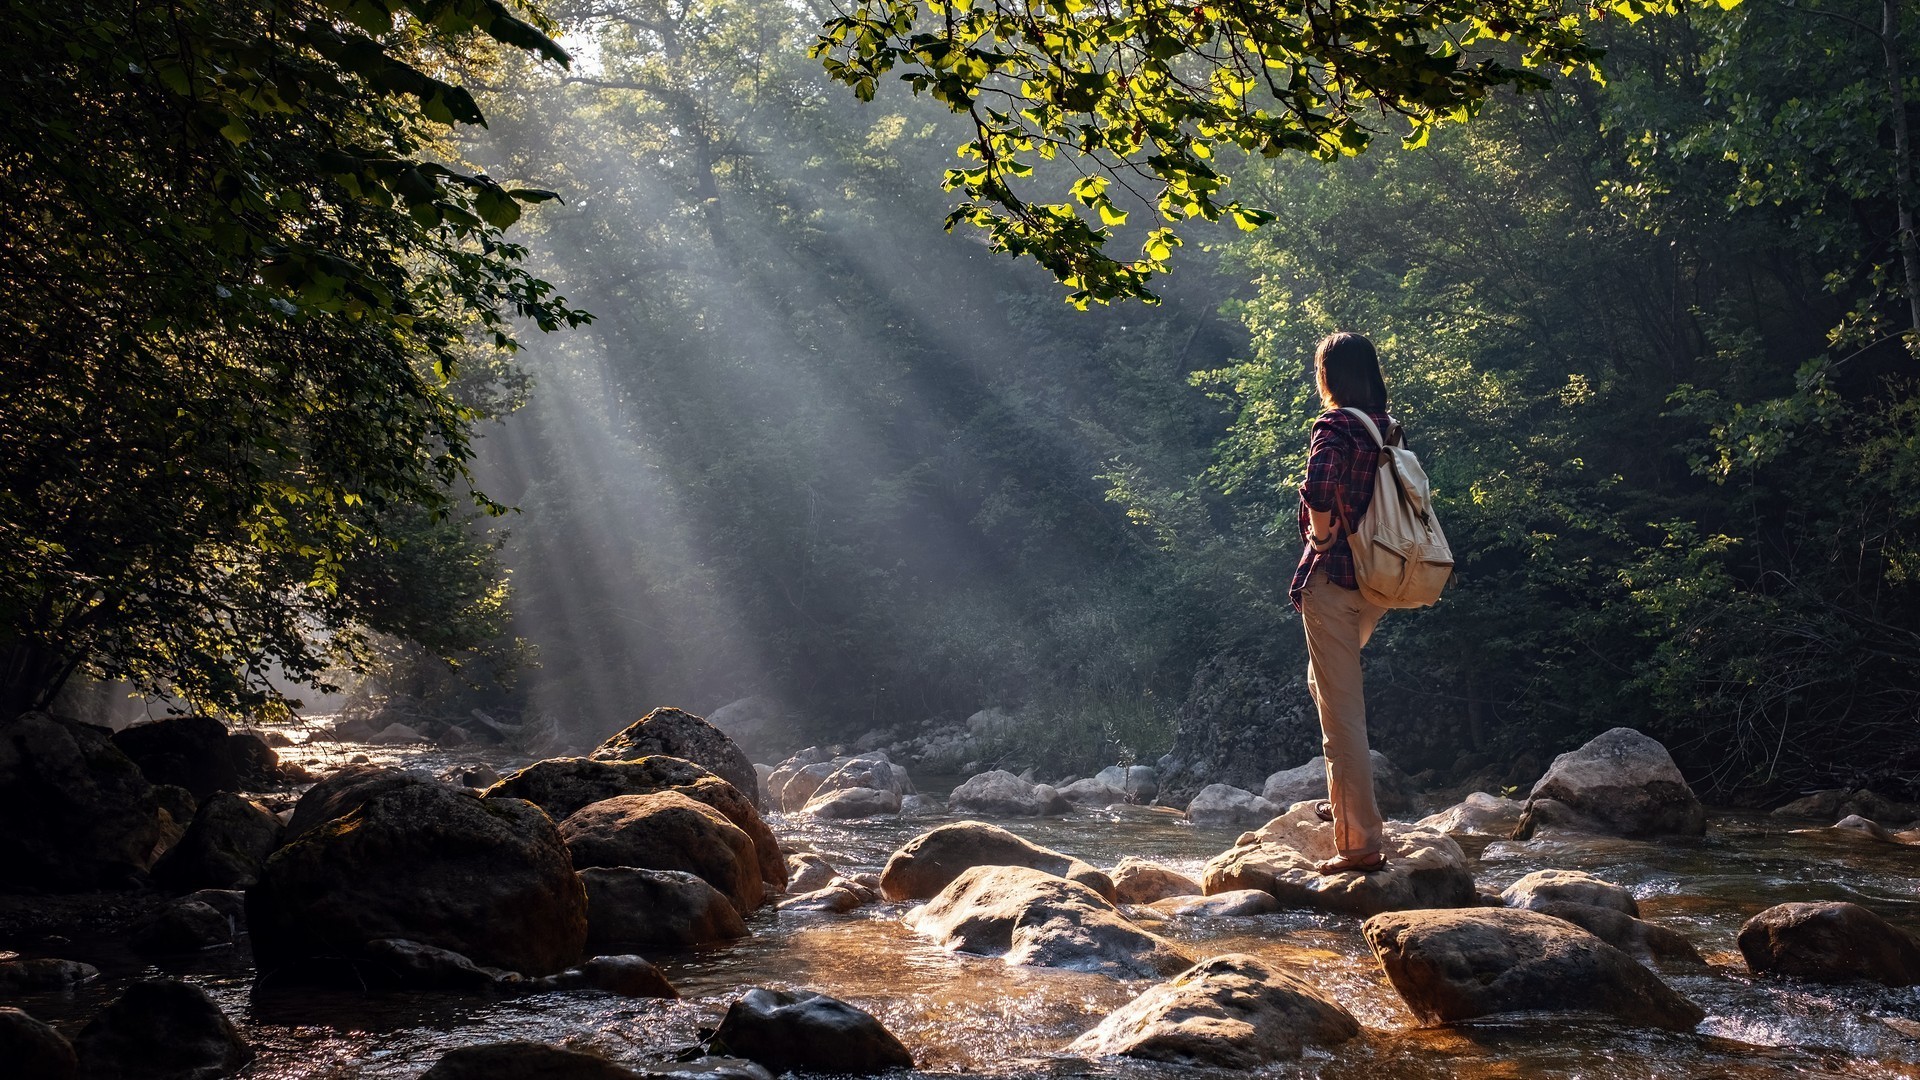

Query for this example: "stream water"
[11,738,1920,1079]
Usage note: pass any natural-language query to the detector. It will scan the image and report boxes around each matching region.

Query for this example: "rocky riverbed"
[4,710,1919,1079]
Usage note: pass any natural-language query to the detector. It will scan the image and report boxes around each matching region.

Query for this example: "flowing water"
[11,738,1920,1079]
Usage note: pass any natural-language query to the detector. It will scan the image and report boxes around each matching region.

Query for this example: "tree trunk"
[1885,0,1920,346]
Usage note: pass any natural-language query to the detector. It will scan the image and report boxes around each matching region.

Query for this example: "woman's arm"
[1299,418,1347,550]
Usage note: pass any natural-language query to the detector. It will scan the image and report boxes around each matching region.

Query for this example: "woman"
[1290,331,1393,875]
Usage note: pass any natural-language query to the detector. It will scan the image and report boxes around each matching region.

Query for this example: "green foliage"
[0,0,585,716]
[813,0,1721,304]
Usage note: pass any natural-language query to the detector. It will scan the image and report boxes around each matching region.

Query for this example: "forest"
[7,0,1920,802]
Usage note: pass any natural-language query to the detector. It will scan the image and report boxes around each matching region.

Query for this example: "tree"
[0,0,588,717]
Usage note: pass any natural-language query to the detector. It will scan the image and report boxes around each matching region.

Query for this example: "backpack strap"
[1339,406,1402,448]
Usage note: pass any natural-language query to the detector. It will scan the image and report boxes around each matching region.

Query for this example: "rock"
[419,1042,644,1080]
[764,747,835,808]
[1501,869,1638,917]
[223,730,281,789]
[1058,777,1127,805]
[462,765,502,789]
[0,1007,76,1080]
[0,711,160,889]
[947,770,1069,816]
[1201,802,1475,917]
[364,722,430,745]
[151,784,197,832]
[879,821,1114,901]
[898,793,942,817]
[711,988,913,1076]
[130,899,234,954]
[1363,908,1705,1030]
[965,707,1017,740]
[1738,901,1920,986]
[1831,815,1898,843]
[588,707,758,811]
[1515,728,1705,838]
[579,867,747,947]
[801,786,901,819]
[180,887,247,922]
[560,792,763,914]
[1149,890,1281,918]
[1773,788,1920,824]
[1095,765,1158,804]
[243,727,294,748]
[0,958,98,993]
[72,980,252,1079]
[112,715,276,799]
[909,865,1191,979]
[1185,784,1279,825]
[250,782,586,979]
[1259,752,1420,815]
[358,938,520,991]
[638,1058,770,1080]
[810,753,912,802]
[1416,792,1527,837]
[1530,902,1704,964]
[778,880,875,914]
[534,955,677,998]
[706,696,791,763]
[486,756,786,891]
[151,793,283,892]
[787,853,838,895]
[1070,953,1358,1065]
[283,764,435,838]
[1110,857,1202,905]
[1155,655,1322,806]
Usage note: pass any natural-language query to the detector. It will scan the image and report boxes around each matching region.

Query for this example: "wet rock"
[534,955,677,998]
[1772,788,1920,824]
[711,988,913,1075]
[0,711,160,889]
[0,1007,76,1080]
[487,756,786,891]
[1070,952,1358,1065]
[1201,802,1475,917]
[786,853,838,895]
[1501,869,1639,917]
[764,747,834,809]
[809,753,912,802]
[879,820,1115,901]
[910,865,1191,979]
[250,782,586,978]
[461,765,502,789]
[899,794,941,817]
[130,899,234,954]
[579,867,747,947]
[359,938,520,991]
[1058,777,1128,805]
[1416,792,1527,838]
[947,770,1070,817]
[180,888,247,922]
[1363,908,1705,1030]
[223,730,281,789]
[283,765,435,838]
[113,715,278,799]
[0,958,98,993]
[1260,752,1420,815]
[1149,890,1281,918]
[365,722,430,745]
[1514,728,1705,838]
[589,707,758,811]
[1530,902,1704,964]
[801,786,901,819]
[1185,784,1279,825]
[561,792,763,914]
[778,879,876,914]
[419,1042,643,1080]
[638,1058,770,1080]
[1110,857,1201,905]
[151,793,283,892]
[1830,815,1899,843]
[72,979,252,1079]
[1738,901,1920,986]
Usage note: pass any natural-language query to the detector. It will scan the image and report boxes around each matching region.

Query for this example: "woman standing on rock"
[1292,332,1393,875]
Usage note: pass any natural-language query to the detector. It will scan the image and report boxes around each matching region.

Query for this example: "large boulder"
[1149,890,1282,918]
[151,792,283,892]
[1529,902,1704,964]
[1501,869,1638,917]
[946,770,1069,817]
[588,707,758,810]
[786,853,838,894]
[1514,728,1706,838]
[1070,953,1358,1065]
[486,757,786,891]
[1201,802,1475,917]
[909,865,1191,979]
[559,792,764,914]
[764,747,835,810]
[1363,908,1705,1031]
[419,1042,643,1080]
[111,715,278,799]
[533,955,677,999]
[879,821,1114,901]
[1110,857,1202,905]
[807,753,912,802]
[800,787,901,819]
[711,989,913,1076]
[1259,752,1420,815]
[0,711,160,889]
[580,867,748,947]
[1415,792,1527,838]
[1155,654,1321,806]
[249,782,587,978]
[72,980,252,1079]
[283,765,435,838]
[0,1007,75,1080]
[1058,777,1127,806]
[1737,901,1920,986]
[1185,784,1279,825]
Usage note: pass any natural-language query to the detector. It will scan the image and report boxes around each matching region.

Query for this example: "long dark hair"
[1314,332,1388,411]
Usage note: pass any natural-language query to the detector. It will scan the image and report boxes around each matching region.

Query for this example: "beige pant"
[1301,569,1388,857]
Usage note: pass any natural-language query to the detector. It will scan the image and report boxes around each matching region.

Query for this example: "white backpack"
[1335,407,1454,609]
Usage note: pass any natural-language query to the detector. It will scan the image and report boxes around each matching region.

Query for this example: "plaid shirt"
[1290,407,1393,611]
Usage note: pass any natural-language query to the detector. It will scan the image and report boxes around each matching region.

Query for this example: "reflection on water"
[11,739,1920,1079]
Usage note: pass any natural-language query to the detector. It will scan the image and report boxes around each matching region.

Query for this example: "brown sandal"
[1312,801,1334,822]
[1314,852,1388,875]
